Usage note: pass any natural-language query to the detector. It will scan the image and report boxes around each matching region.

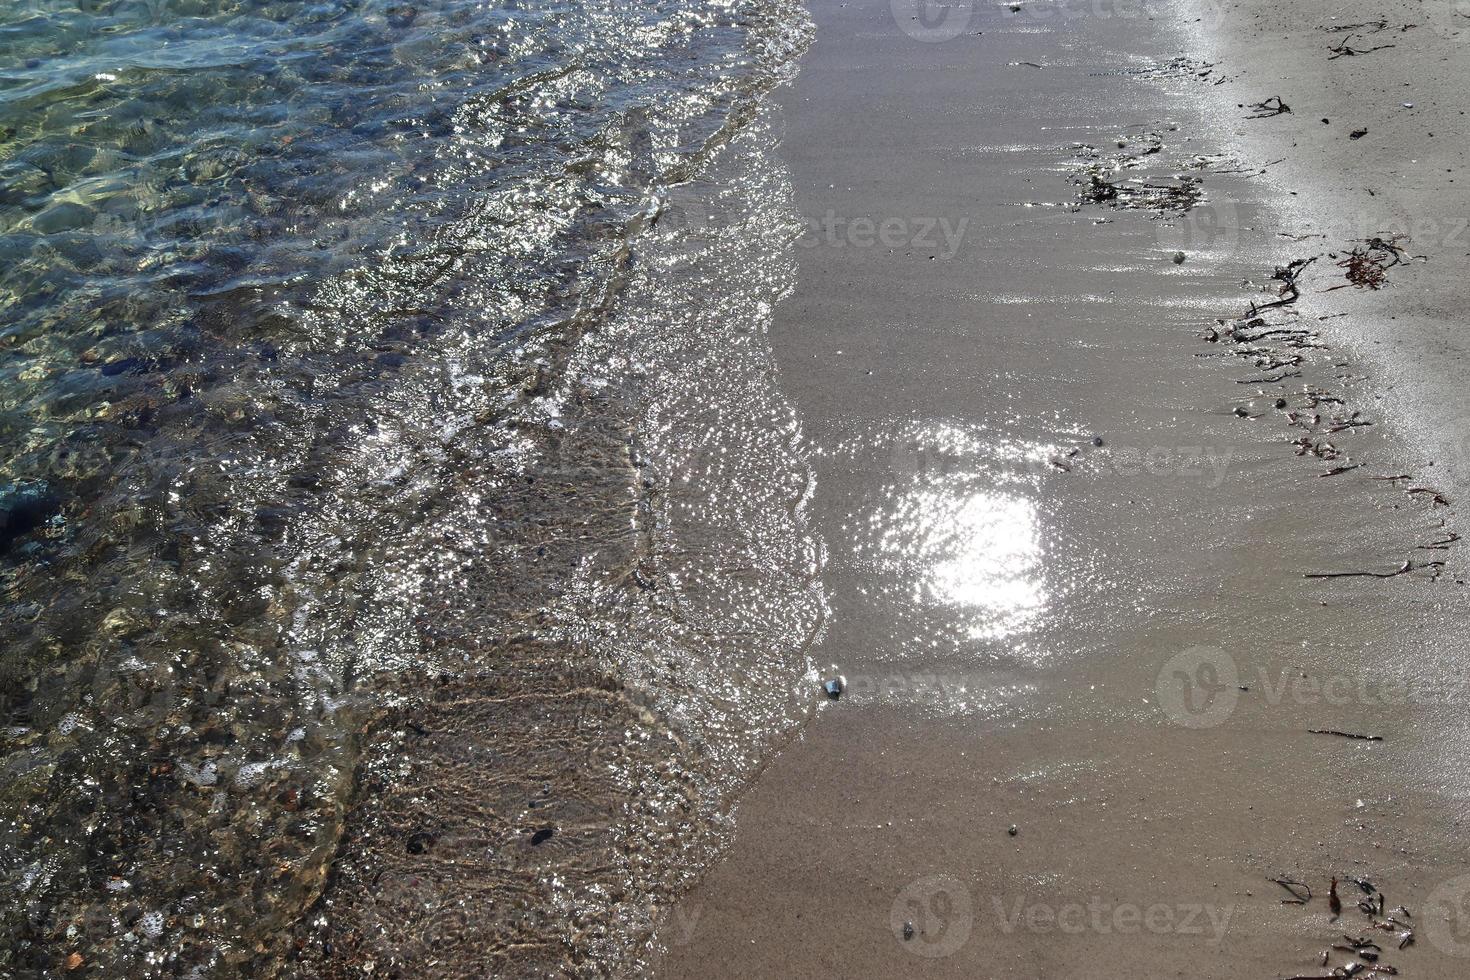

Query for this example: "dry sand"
[650,0,1470,976]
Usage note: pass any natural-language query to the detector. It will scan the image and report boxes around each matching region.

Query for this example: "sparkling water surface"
[0,0,818,974]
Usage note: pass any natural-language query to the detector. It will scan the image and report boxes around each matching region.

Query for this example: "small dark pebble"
[1091,435,1105,447]
[530,827,556,846]
[823,677,845,700]
[1232,407,1250,418]
[902,922,915,941]
[405,832,433,855]
[1274,398,1288,409]
[1350,128,1368,140]
[1008,824,1019,837]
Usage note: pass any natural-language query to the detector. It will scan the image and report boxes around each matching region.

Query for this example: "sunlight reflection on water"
[929,490,1044,637]
[888,486,1045,640]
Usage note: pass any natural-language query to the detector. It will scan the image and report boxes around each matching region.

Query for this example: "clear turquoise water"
[0,0,812,974]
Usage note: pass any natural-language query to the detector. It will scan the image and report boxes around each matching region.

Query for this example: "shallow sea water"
[0,0,820,975]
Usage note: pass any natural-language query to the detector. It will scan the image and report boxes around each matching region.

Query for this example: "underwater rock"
[0,480,61,550]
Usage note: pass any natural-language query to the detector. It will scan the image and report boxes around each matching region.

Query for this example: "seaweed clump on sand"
[1325,236,1412,291]
[1271,874,1418,976]
[1202,253,1456,581]
[1070,135,1205,213]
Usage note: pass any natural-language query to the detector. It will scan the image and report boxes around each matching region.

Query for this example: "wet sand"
[652,0,1470,976]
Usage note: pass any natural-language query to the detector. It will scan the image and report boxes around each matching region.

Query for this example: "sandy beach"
[651,0,1470,976]
[3,0,1469,977]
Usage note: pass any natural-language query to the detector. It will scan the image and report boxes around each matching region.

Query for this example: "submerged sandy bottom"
[652,0,1470,976]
